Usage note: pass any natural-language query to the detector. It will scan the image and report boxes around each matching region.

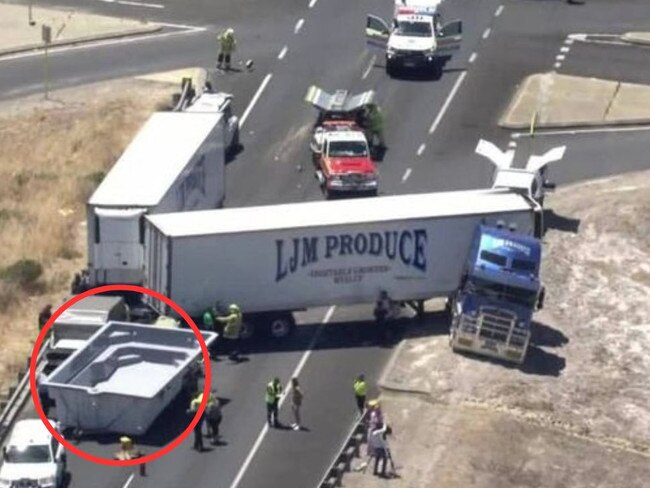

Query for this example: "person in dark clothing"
[38,304,52,332]
[206,391,222,445]
[193,415,204,451]
[188,393,205,451]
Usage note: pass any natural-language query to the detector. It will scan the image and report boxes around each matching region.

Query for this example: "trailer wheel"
[267,313,295,339]
[239,320,255,340]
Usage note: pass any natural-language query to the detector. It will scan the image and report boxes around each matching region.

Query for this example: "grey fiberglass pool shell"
[44,321,216,435]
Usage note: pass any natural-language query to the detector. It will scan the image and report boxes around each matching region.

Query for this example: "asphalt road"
[4,0,650,487]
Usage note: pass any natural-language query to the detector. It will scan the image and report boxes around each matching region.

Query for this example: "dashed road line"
[417,144,426,156]
[560,46,570,53]
[362,54,376,79]
[294,18,304,34]
[554,62,561,69]
[122,474,135,488]
[508,140,517,149]
[402,168,412,182]
[555,54,565,61]
[428,71,467,135]
[482,27,491,39]
[228,306,333,488]
[240,73,273,128]
[564,38,574,45]
[308,0,318,7]
[278,45,288,59]
[468,52,477,63]
[494,5,504,17]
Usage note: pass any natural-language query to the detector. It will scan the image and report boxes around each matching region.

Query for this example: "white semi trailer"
[87,111,231,286]
[143,189,542,342]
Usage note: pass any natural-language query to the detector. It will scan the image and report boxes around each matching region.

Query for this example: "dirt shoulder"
[0,78,176,395]
[347,170,650,487]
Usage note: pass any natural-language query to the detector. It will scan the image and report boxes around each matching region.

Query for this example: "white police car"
[0,419,66,488]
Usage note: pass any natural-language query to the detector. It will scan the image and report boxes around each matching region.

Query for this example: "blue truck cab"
[449,225,544,364]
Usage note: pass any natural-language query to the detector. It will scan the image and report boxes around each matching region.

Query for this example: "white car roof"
[185,92,232,113]
[396,14,432,22]
[9,419,54,446]
[325,131,368,142]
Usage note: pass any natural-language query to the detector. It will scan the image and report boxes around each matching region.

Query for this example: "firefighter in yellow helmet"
[217,28,237,70]
[114,436,142,460]
[215,303,243,361]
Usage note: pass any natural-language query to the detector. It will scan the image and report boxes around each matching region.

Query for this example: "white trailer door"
[94,208,147,283]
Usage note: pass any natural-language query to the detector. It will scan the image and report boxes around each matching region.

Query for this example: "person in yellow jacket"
[266,377,283,428]
[187,392,206,451]
[354,374,368,415]
[217,28,237,70]
[216,303,243,361]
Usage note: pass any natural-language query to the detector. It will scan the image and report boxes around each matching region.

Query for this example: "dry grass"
[0,78,175,393]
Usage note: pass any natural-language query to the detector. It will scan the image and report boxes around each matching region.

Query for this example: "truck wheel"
[231,127,240,150]
[239,320,255,340]
[267,313,295,339]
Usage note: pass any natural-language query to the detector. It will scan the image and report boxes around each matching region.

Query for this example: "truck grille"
[12,480,39,488]
[395,49,425,58]
[459,307,527,346]
[341,174,373,184]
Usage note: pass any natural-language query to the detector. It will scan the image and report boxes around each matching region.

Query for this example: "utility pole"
[28,1,36,26]
[42,24,52,100]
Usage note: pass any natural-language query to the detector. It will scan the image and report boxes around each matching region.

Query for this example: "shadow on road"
[520,346,566,377]
[530,320,569,348]
[544,208,581,234]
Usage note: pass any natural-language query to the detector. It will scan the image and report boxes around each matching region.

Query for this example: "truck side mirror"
[537,286,546,310]
[543,180,556,192]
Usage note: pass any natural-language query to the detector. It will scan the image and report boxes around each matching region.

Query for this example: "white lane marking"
[117,0,164,8]
[495,5,504,17]
[156,21,206,30]
[428,71,467,135]
[295,18,304,33]
[122,474,135,488]
[468,52,477,63]
[564,38,574,45]
[416,144,425,156]
[0,25,205,62]
[568,33,587,41]
[362,54,376,79]
[482,27,491,39]
[554,62,562,69]
[240,73,273,128]
[402,168,412,182]
[308,0,318,7]
[568,33,627,46]
[278,45,288,59]
[556,54,565,61]
[512,125,650,138]
[229,306,334,488]
[508,140,517,148]
[560,46,570,53]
